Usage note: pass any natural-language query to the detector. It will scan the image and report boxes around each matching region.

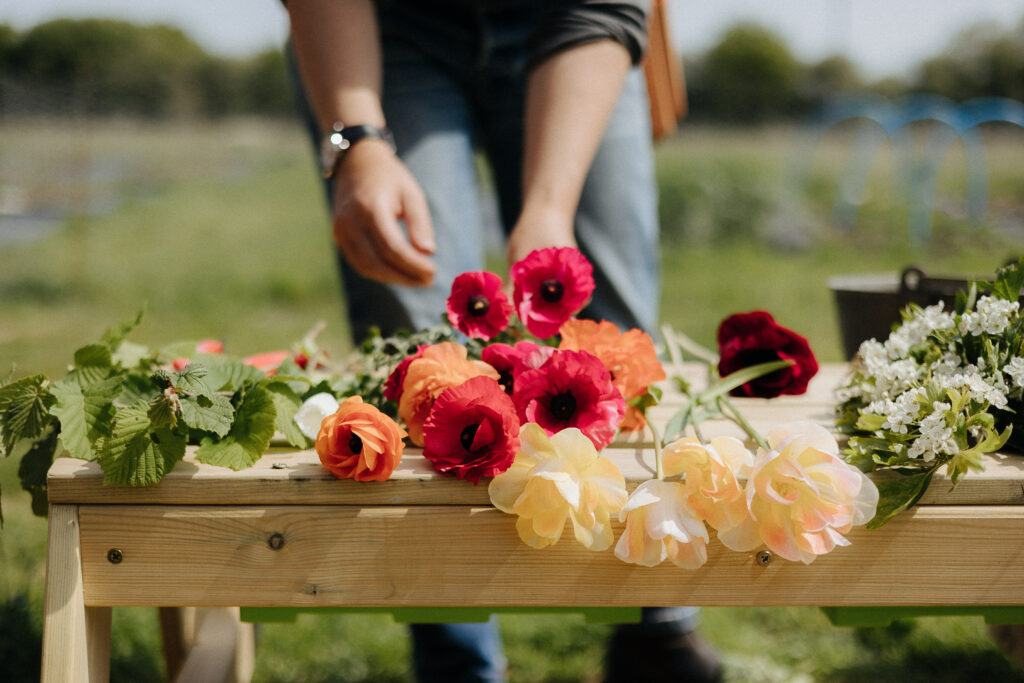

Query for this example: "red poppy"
[242,350,291,376]
[510,247,595,338]
[446,271,513,340]
[481,341,555,395]
[422,376,521,483]
[716,311,818,398]
[513,349,624,449]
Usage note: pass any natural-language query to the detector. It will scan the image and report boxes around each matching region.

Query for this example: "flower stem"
[647,418,665,480]
[718,395,770,451]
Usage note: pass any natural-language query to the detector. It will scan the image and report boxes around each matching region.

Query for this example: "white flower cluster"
[838,291,1022,463]
[959,296,1018,336]
[907,401,958,461]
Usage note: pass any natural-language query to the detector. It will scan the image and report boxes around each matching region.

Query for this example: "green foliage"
[195,385,277,470]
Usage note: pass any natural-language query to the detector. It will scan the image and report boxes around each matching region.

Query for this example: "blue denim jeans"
[289,3,682,682]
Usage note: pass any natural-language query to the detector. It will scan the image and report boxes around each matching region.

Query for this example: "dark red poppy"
[422,376,521,483]
[510,247,595,338]
[716,311,819,398]
[446,271,513,340]
[383,345,427,403]
[481,341,555,395]
[512,349,624,449]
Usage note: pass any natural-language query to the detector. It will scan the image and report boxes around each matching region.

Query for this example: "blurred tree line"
[0,15,1022,122]
[0,19,293,118]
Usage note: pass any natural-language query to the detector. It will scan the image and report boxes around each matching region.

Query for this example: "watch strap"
[321,123,396,178]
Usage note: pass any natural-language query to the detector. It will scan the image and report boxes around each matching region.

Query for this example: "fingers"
[402,184,436,255]
[333,206,436,287]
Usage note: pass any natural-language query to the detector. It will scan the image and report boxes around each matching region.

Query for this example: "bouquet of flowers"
[835,258,1024,528]
[0,247,879,568]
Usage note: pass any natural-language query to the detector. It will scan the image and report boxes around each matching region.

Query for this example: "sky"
[2,0,1023,80]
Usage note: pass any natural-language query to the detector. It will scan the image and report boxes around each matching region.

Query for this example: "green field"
[1,119,1022,681]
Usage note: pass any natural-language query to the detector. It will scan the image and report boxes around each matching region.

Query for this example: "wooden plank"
[41,504,112,683]
[79,504,1024,608]
[47,445,1024,508]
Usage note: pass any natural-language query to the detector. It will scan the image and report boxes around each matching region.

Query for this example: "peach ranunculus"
[315,396,407,482]
[488,423,628,551]
[614,479,709,569]
[717,422,879,564]
[662,434,754,535]
[397,342,500,446]
[558,318,666,430]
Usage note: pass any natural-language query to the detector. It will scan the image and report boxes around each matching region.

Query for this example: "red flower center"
[467,295,490,317]
[348,433,363,454]
[459,423,480,452]
[548,391,577,420]
[540,279,564,303]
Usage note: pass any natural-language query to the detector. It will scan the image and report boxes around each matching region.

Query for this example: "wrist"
[320,122,396,178]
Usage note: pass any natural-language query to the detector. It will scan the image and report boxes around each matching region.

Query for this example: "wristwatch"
[319,122,396,178]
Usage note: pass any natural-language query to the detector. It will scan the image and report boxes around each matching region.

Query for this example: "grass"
[1,118,1023,681]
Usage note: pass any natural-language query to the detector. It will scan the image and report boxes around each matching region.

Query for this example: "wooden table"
[40,364,1024,682]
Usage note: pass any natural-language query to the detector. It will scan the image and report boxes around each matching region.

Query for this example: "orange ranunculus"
[315,396,407,482]
[397,342,500,446]
[558,319,666,430]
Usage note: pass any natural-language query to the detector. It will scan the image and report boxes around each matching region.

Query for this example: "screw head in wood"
[756,550,773,567]
[107,548,124,564]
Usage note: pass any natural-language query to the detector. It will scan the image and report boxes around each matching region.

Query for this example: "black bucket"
[829,266,973,359]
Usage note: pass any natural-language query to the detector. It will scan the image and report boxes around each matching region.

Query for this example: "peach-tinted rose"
[488,423,627,551]
[662,434,754,535]
[558,319,665,430]
[397,342,499,446]
[315,396,407,482]
[717,422,879,564]
[614,479,709,569]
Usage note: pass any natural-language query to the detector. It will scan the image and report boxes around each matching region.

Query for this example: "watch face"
[320,131,350,177]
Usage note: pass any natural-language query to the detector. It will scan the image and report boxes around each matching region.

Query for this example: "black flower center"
[460,423,480,452]
[467,295,490,317]
[549,391,576,421]
[348,433,363,454]
[540,279,564,303]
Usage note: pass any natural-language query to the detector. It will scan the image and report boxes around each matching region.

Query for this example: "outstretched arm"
[506,38,633,266]
[287,0,436,287]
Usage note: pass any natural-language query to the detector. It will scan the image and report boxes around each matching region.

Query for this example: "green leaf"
[0,375,56,455]
[112,340,151,369]
[697,360,795,404]
[100,309,145,349]
[180,394,234,437]
[74,343,112,370]
[661,401,694,445]
[49,377,120,461]
[195,386,276,470]
[172,365,214,397]
[97,402,185,486]
[266,382,309,448]
[193,358,266,393]
[866,467,938,530]
[147,390,180,431]
[990,257,1024,302]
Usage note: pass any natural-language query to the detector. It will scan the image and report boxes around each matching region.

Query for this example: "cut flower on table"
[1,246,885,570]
[836,257,1023,527]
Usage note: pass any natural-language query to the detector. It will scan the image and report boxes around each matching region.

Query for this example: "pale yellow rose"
[718,421,879,564]
[489,423,628,551]
[614,479,709,569]
[662,434,753,535]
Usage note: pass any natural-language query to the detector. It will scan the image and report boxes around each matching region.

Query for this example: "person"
[284,1,722,681]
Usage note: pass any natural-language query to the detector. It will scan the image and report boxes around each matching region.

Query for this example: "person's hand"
[506,206,577,268]
[331,140,436,286]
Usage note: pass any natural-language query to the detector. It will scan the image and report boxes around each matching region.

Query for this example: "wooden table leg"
[42,504,112,682]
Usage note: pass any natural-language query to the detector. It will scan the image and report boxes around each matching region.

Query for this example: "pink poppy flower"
[383,345,427,403]
[422,376,520,483]
[446,271,513,340]
[510,247,595,338]
[482,341,555,394]
[513,349,624,450]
